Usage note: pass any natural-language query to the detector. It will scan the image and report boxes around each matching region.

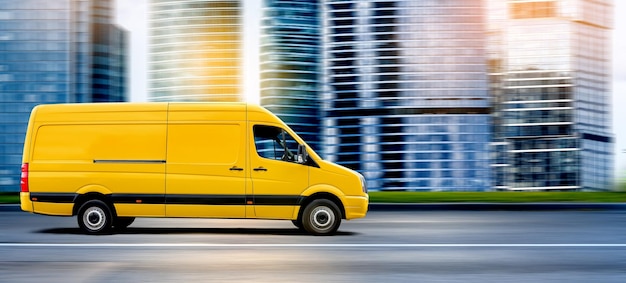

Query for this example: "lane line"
[1,243,626,248]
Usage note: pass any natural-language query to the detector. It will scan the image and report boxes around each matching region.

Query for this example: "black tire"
[77,200,113,235]
[301,199,341,236]
[291,219,303,230]
[113,217,135,230]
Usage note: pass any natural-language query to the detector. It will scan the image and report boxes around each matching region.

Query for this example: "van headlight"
[358,173,367,194]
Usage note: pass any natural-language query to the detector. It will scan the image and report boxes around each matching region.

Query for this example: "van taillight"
[20,163,29,193]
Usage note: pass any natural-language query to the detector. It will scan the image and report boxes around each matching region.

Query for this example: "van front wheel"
[77,200,113,234]
[302,199,341,236]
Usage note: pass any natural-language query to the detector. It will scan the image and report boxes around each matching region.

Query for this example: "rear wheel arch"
[73,192,116,217]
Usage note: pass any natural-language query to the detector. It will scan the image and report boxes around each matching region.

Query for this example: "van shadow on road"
[35,227,358,236]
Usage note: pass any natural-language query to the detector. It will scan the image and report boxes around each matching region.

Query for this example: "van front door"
[249,124,309,219]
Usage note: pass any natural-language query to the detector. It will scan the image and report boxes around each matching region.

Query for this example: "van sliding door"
[165,110,247,218]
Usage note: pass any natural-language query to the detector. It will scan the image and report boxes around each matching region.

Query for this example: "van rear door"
[165,104,247,218]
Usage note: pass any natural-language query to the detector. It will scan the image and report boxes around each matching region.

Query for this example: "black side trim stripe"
[31,193,305,206]
[253,195,305,206]
[166,194,246,205]
[30,193,76,203]
[111,194,165,204]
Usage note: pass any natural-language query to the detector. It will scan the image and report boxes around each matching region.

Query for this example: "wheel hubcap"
[83,207,105,231]
[311,206,335,231]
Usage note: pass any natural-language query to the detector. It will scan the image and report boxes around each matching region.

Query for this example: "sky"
[115,0,626,178]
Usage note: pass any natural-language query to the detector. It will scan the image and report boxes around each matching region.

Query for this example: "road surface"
[1,210,625,282]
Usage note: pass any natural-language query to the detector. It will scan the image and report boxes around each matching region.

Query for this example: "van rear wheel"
[301,199,341,236]
[77,200,113,234]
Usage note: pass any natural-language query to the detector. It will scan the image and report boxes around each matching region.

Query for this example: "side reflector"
[20,163,29,193]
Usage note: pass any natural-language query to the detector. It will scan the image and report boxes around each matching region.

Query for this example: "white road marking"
[0,243,625,248]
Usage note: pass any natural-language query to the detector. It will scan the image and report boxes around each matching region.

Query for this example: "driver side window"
[253,125,299,163]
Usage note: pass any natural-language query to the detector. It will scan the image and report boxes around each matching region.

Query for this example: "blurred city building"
[322,0,492,191]
[487,0,511,190]
[89,1,127,103]
[260,0,322,151]
[0,0,127,192]
[489,0,614,191]
[149,0,242,102]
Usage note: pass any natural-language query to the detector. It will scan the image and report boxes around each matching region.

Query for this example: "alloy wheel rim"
[311,206,335,231]
[84,207,105,231]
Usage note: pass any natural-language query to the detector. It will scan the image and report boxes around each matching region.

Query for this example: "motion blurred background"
[1,0,624,193]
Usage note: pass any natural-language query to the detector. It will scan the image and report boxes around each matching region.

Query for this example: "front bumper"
[344,194,369,219]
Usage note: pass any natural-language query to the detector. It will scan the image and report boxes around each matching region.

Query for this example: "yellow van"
[20,103,368,235]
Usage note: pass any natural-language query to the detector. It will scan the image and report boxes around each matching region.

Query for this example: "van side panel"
[28,105,167,217]
[165,105,247,218]
[32,124,164,162]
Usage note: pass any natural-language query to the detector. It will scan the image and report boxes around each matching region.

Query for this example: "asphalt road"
[1,210,625,282]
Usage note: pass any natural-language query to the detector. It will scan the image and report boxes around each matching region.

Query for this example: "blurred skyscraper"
[260,0,322,151]
[489,0,614,191]
[0,0,127,192]
[149,0,242,102]
[487,0,510,190]
[89,1,127,103]
[322,0,492,191]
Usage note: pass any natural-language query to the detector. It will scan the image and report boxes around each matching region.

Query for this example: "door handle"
[253,166,267,172]
[229,166,244,171]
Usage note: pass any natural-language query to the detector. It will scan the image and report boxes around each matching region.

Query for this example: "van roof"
[33,102,268,113]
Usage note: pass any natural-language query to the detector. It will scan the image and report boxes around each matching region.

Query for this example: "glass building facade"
[487,0,510,190]
[0,0,127,192]
[90,0,127,103]
[322,0,492,191]
[149,0,242,102]
[260,0,322,151]
[490,0,613,190]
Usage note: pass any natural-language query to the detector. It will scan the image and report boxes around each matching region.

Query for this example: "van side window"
[253,125,299,163]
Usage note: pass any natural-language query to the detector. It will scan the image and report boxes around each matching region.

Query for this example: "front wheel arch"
[297,192,345,225]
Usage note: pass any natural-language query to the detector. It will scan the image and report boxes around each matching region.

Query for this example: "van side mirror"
[297,144,308,164]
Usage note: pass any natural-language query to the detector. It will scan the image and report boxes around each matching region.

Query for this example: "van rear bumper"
[20,192,33,212]
[344,195,368,220]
